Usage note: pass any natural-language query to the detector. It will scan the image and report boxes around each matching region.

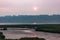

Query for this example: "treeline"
[0,15,60,23]
[0,24,60,28]
[35,24,60,33]
[0,24,60,33]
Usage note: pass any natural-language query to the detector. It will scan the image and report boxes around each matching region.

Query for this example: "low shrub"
[0,32,5,40]
[19,37,45,40]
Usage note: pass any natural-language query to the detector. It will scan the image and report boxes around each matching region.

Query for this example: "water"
[0,28,60,40]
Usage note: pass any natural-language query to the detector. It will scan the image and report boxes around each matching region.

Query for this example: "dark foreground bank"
[0,24,60,33]
[35,24,60,33]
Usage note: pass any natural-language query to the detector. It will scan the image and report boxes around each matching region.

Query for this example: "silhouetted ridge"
[0,15,60,23]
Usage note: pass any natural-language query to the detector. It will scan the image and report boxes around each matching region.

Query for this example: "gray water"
[0,28,60,40]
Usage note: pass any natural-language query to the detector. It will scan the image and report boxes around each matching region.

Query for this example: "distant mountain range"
[0,15,60,24]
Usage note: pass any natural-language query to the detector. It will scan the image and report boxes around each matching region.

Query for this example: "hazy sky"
[0,0,60,16]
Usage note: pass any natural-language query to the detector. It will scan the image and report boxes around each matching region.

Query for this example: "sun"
[33,7,38,11]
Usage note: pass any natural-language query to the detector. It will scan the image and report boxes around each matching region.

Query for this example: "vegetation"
[35,24,60,33]
[5,37,45,40]
[0,24,60,33]
[0,32,5,40]
[19,37,45,40]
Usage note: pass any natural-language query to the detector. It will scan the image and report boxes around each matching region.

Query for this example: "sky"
[0,0,60,16]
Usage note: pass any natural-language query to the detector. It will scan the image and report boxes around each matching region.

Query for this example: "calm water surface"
[0,28,60,40]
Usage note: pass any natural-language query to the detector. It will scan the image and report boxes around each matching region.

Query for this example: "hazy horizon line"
[0,14,60,17]
[0,23,60,25]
